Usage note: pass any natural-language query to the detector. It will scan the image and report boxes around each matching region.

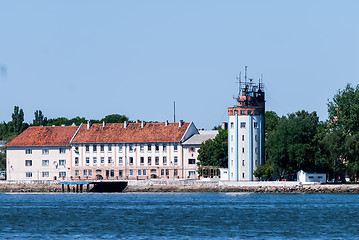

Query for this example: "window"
[84,170,87,176]
[247,110,252,115]
[140,145,144,153]
[161,169,164,176]
[231,135,233,141]
[26,172,32,178]
[93,157,97,164]
[25,160,32,166]
[240,122,246,128]
[42,171,49,178]
[75,157,79,166]
[118,144,123,152]
[174,144,178,151]
[59,148,66,154]
[231,148,233,153]
[129,145,134,152]
[242,135,245,141]
[148,157,152,165]
[119,157,123,164]
[110,170,114,177]
[174,169,178,177]
[240,110,245,115]
[42,160,49,166]
[242,148,245,153]
[74,146,79,153]
[242,160,245,166]
[255,135,258,142]
[255,148,258,154]
[93,145,97,152]
[100,145,104,152]
[108,157,112,164]
[138,170,141,176]
[230,122,234,129]
[59,159,66,166]
[96,169,102,174]
[231,160,233,166]
[163,157,167,165]
[143,170,147,176]
[101,157,104,164]
[155,145,159,152]
[129,157,133,165]
[147,144,151,152]
[119,170,123,178]
[174,156,178,164]
[130,169,133,176]
[190,147,194,152]
[140,157,144,165]
[108,145,112,152]
[163,145,167,151]
[25,149,32,154]
[42,148,49,155]
[189,171,195,177]
[242,173,245,178]
[59,172,66,178]
[86,157,90,164]
[255,160,258,166]
[166,169,169,176]
[75,170,79,176]
[254,122,258,128]
[155,157,159,165]
[85,145,89,152]
[88,170,92,176]
[188,159,195,164]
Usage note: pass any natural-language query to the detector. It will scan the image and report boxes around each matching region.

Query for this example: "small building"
[297,170,327,184]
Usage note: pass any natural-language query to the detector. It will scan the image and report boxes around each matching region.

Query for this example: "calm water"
[0,193,359,239]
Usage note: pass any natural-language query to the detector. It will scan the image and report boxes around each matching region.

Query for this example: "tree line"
[198,84,359,182]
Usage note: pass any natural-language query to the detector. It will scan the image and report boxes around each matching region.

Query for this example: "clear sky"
[0,1,358,129]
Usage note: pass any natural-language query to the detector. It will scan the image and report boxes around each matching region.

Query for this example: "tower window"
[254,122,258,128]
[247,110,252,115]
[255,135,258,142]
[230,122,234,128]
[242,148,245,153]
[242,173,245,178]
[231,135,233,141]
[240,110,245,115]
[242,160,245,166]
[240,122,246,128]
[242,135,244,141]
[255,147,258,154]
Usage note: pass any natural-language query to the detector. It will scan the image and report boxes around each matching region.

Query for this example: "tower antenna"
[244,66,248,83]
[173,101,176,123]
[236,72,242,96]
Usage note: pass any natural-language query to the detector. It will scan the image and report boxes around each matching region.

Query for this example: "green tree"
[33,110,48,126]
[0,148,5,170]
[197,129,228,167]
[253,163,273,180]
[265,111,280,137]
[266,110,319,175]
[101,114,129,123]
[10,106,26,134]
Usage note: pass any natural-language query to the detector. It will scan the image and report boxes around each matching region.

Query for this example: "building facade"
[6,120,217,181]
[227,73,265,181]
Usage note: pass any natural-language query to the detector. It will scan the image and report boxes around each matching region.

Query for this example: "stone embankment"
[2,180,359,193]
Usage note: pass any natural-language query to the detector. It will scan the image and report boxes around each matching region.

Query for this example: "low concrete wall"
[219,181,302,187]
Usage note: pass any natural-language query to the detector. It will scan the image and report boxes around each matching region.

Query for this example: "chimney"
[87,121,92,130]
[136,120,140,124]
[221,122,228,130]
[165,120,168,126]
[102,121,105,128]
[141,121,146,128]
[179,120,183,128]
[124,121,128,128]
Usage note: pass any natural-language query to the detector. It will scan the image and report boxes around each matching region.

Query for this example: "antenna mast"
[173,101,176,123]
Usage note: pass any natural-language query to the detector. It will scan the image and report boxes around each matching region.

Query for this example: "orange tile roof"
[71,122,190,143]
[6,126,79,146]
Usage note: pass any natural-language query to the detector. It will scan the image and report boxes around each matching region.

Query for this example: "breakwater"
[2,180,359,193]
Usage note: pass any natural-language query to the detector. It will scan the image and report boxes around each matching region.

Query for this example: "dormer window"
[25,149,32,154]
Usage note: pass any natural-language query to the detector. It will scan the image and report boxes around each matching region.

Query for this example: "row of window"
[230,159,259,167]
[230,122,259,129]
[82,144,179,153]
[230,134,259,142]
[25,159,66,167]
[230,147,258,154]
[25,148,66,155]
[25,171,66,178]
[229,110,260,116]
[74,156,187,165]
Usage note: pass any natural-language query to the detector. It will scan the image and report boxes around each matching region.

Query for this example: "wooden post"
[62,184,64,193]
[67,185,70,192]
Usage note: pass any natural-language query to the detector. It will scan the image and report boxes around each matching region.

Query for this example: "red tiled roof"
[71,122,190,143]
[6,126,79,146]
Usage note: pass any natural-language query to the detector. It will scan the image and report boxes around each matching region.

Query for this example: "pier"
[60,180,128,193]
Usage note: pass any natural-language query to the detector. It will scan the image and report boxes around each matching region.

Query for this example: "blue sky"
[0,1,358,129]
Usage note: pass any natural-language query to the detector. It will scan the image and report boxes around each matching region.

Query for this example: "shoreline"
[2,181,359,193]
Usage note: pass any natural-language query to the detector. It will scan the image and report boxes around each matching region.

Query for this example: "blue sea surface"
[0,193,358,239]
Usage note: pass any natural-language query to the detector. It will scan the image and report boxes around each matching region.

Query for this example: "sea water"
[0,193,358,239]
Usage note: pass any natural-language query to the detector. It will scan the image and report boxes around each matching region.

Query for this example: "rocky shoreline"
[2,181,359,193]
